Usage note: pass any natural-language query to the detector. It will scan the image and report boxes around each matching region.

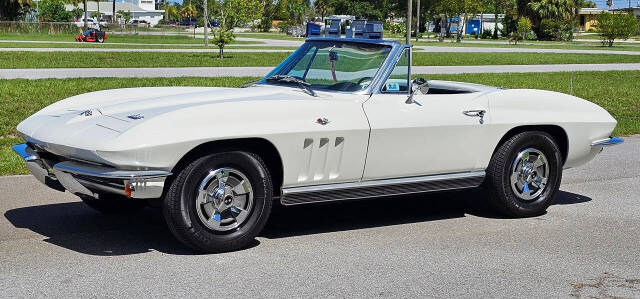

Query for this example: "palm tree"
[528,0,575,21]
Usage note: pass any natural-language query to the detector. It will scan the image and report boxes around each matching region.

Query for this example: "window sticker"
[386,83,400,91]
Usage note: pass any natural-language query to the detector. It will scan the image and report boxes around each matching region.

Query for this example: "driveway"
[0,137,638,297]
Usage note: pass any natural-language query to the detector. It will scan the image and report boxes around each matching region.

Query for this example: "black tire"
[163,151,273,253]
[79,193,147,213]
[486,131,563,217]
[97,34,104,43]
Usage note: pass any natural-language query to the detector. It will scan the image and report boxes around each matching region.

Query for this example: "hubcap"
[510,148,549,201]
[195,168,253,232]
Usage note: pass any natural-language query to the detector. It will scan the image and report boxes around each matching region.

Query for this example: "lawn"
[1,71,638,175]
[2,51,640,68]
[0,32,259,45]
[0,42,295,50]
[411,39,640,52]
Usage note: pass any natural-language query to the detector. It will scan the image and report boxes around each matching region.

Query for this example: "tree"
[71,7,84,20]
[213,29,235,58]
[313,0,334,20]
[39,0,73,22]
[595,12,640,47]
[434,0,488,42]
[527,0,573,21]
[180,4,197,19]
[1,0,32,20]
[513,17,532,44]
[117,10,131,23]
[213,0,263,30]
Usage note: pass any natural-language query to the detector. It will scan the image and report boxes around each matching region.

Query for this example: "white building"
[63,0,164,26]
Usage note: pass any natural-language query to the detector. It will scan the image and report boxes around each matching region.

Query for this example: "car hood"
[17,85,313,152]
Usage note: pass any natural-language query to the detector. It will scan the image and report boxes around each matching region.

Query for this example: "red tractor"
[75,29,107,43]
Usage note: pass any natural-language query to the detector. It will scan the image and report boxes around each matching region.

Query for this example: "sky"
[160,0,638,9]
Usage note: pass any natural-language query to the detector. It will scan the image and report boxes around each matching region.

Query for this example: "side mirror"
[406,78,429,104]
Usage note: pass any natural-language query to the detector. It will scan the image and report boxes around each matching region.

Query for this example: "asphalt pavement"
[0,136,638,297]
[3,64,640,79]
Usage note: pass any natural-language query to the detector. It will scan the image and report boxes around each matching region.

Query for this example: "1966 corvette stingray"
[13,37,623,252]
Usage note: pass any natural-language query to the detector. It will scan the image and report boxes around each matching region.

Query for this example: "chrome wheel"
[195,168,253,232]
[510,148,549,201]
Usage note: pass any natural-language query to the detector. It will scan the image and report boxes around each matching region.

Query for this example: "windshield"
[261,41,392,92]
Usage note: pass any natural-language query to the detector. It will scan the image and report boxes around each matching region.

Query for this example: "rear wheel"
[79,193,147,213]
[97,35,104,43]
[163,151,273,253]
[486,131,563,217]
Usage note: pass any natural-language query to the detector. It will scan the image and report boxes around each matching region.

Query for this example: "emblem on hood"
[79,110,93,117]
[127,114,144,120]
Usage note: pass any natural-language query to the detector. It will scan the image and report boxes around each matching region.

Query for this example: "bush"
[595,12,640,47]
[513,17,532,44]
[38,0,72,22]
[537,19,574,41]
[389,22,406,36]
[480,28,493,39]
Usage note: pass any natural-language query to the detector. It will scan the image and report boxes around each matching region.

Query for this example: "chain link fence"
[0,21,193,35]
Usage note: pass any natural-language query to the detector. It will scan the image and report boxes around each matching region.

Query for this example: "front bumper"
[12,143,171,199]
[591,136,624,148]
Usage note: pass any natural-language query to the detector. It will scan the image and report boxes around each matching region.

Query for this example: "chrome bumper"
[591,137,624,148]
[12,143,171,199]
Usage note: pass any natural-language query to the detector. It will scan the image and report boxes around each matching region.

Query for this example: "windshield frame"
[258,38,405,95]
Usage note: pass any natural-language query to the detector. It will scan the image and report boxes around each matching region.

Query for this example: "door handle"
[463,109,486,124]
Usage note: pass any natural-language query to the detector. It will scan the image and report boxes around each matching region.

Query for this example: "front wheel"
[486,131,563,217]
[163,151,273,253]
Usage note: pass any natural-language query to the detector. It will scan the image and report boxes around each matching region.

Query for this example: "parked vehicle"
[180,18,198,27]
[74,28,107,43]
[209,20,220,27]
[74,17,102,28]
[13,37,623,253]
[165,21,178,27]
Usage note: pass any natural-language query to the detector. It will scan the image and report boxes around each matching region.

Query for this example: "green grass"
[0,42,294,50]
[1,71,638,175]
[411,39,640,52]
[234,32,305,40]
[2,51,640,68]
[413,52,640,65]
[0,32,260,44]
[0,51,291,68]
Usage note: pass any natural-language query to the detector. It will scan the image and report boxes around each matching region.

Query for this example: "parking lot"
[0,137,638,297]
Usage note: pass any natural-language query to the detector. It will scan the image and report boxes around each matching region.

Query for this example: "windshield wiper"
[241,79,260,88]
[265,75,316,97]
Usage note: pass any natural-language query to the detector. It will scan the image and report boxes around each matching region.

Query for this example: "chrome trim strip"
[12,143,38,161]
[591,137,624,147]
[282,171,485,194]
[53,161,172,179]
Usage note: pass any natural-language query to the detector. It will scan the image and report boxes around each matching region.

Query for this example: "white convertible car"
[13,37,623,252]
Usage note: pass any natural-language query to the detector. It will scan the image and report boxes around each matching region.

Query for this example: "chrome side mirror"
[406,78,429,104]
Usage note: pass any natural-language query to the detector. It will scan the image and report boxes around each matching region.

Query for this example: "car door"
[362,47,489,180]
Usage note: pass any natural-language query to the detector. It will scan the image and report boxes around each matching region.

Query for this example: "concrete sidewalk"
[2,63,640,79]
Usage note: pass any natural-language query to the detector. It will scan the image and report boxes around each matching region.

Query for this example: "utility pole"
[203,0,208,47]
[415,0,420,41]
[112,0,116,23]
[83,0,88,30]
[406,0,412,44]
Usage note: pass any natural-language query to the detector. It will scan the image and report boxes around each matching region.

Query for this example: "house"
[577,8,608,31]
[64,0,164,26]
